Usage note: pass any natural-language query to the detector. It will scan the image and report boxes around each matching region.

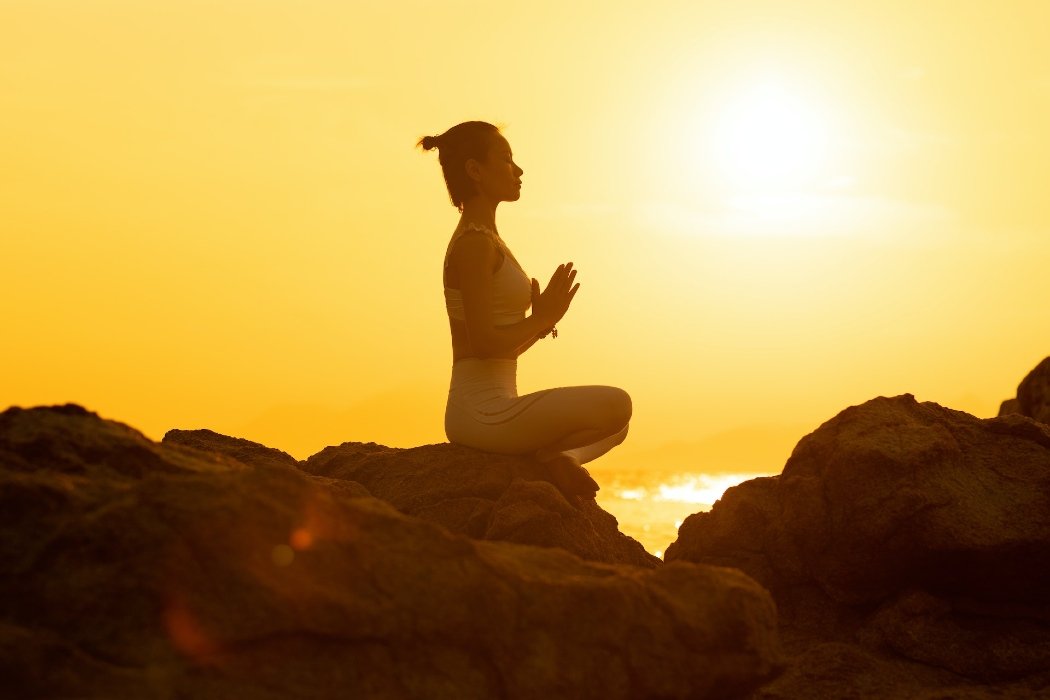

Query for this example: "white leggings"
[444,358,630,465]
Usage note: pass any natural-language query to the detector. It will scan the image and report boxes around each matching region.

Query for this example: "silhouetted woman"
[418,121,632,505]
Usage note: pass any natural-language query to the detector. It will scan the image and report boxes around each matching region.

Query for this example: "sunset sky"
[4,1,1049,482]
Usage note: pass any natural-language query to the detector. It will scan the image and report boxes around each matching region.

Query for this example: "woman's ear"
[464,157,482,184]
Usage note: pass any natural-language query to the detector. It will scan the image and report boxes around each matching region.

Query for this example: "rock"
[666,394,1050,696]
[669,395,1050,607]
[163,429,658,569]
[663,476,786,589]
[859,590,1050,682]
[1017,356,1050,424]
[997,397,1021,416]
[300,442,661,568]
[1,404,783,699]
[753,641,946,700]
[996,356,1050,424]
[752,640,1050,700]
[163,428,301,471]
[162,428,373,499]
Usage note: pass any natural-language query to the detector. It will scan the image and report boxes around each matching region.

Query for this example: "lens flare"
[162,593,221,664]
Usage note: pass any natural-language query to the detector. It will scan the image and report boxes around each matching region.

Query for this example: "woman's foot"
[535,451,599,503]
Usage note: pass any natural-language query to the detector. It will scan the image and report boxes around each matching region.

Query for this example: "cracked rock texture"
[667,393,1050,698]
[0,404,781,700]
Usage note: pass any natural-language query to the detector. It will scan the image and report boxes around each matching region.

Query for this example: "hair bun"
[420,135,440,151]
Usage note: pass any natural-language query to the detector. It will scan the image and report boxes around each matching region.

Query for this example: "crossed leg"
[477,384,632,458]
[446,382,632,504]
[492,385,632,503]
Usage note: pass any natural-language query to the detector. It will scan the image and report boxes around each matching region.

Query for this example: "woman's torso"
[443,222,531,362]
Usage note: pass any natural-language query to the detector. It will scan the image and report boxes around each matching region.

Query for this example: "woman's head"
[418,121,523,212]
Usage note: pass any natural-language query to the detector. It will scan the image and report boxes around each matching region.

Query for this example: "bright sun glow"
[644,73,854,237]
[709,80,835,190]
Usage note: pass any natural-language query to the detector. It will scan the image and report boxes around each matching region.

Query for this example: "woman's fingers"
[546,265,564,290]
[563,266,578,295]
[544,263,579,303]
[551,263,576,288]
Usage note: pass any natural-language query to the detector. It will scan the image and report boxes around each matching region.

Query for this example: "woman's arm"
[450,234,575,358]
[509,329,547,358]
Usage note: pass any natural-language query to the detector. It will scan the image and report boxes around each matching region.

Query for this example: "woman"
[418,121,632,505]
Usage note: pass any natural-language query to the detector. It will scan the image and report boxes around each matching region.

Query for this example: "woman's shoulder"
[449,222,503,251]
[452,221,503,251]
[445,223,500,267]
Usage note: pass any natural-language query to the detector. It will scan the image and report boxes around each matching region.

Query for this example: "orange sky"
[3,1,1049,477]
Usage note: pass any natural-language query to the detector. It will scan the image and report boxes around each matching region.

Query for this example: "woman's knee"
[601,386,632,431]
[620,388,633,423]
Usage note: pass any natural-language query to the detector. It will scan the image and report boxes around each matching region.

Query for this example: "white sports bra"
[443,222,532,327]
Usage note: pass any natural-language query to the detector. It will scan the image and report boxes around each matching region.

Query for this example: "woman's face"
[470,134,524,203]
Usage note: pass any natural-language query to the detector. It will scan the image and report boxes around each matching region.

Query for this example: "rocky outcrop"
[1017,356,1050,424]
[998,397,1022,416]
[162,427,302,471]
[163,430,659,569]
[301,441,660,568]
[1,404,782,700]
[998,356,1050,424]
[667,394,1050,698]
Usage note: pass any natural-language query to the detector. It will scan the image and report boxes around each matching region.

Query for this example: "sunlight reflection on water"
[596,472,768,560]
[617,473,756,506]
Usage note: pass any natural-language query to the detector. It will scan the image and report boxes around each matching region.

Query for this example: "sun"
[639,71,854,236]
[708,79,836,191]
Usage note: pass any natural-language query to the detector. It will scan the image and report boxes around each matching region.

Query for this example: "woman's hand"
[531,262,580,327]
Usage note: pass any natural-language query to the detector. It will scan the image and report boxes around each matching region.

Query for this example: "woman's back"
[443,222,531,361]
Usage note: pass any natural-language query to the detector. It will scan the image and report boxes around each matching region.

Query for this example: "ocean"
[594,470,773,558]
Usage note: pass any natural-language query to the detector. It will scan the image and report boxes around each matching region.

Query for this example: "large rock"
[299,441,661,568]
[668,395,1050,607]
[666,394,1050,696]
[1,404,782,699]
[163,429,659,569]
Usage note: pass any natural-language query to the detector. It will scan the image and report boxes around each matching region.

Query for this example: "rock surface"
[998,356,1050,424]
[667,394,1050,698]
[998,397,1021,416]
[1017,356,1050,424]
[164,430,659,569]
[302,441,661,568]
[1,404,782,700]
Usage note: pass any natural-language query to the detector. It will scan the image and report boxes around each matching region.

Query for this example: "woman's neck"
[460,197,499,233]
